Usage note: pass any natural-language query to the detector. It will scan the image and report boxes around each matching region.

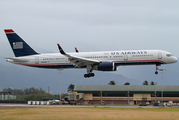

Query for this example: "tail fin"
[4,29,38,57]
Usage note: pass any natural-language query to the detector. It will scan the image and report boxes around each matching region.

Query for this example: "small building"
[0,91,16,100]
[75,85,179,105]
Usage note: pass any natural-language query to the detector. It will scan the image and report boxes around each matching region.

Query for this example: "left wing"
[57,44,100,68]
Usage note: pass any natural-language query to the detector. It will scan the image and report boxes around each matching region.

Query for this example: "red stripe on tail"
[4,29,14,33]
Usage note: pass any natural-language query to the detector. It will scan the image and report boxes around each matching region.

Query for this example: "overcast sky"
[1,0,179,56]
[0,0,179,85]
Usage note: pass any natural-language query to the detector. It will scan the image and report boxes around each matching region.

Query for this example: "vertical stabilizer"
[4,29,38,57]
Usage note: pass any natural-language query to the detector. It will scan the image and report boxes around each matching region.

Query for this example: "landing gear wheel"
[91,73,95,77]
[84,73,95,78]
[155,71,158,75]
[84,74,88,78]
[84,74,90,78]
[89,73,95,77]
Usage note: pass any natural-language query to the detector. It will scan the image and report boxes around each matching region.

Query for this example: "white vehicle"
[4,29,178,78]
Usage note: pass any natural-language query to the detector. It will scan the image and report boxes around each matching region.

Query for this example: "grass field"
[0,107,179,120]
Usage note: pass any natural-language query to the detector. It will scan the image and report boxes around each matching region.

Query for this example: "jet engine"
[94,62,117,71]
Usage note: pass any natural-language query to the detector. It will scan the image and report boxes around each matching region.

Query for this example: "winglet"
[75,47,79,53]
[57,44,66,55]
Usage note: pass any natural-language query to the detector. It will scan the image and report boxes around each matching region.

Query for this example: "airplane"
[4,29,178,78]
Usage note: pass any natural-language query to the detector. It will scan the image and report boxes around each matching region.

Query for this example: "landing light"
[159,69,166,71]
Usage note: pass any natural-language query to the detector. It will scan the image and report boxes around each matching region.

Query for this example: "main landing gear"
[155,64,160,75]
[84,73,95,78]
[84,65,95,78]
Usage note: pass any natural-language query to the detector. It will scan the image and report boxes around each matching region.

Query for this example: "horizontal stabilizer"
[5,57,29,62]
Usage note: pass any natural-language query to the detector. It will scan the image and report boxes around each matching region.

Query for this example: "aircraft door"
[65,56,69,62]
[158,52,162,59]
[124,54,128,60]
[35,56,39,64]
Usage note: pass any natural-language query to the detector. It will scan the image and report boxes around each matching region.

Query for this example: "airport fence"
[0,100,27,104]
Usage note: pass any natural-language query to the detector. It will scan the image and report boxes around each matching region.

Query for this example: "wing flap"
[69,55,100,67]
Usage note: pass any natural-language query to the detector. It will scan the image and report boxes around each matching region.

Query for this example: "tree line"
[2,87,46,95]
[1,87,68,101]
[108,80,157,85]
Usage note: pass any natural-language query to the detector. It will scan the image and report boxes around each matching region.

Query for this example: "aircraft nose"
[174,56,178,63]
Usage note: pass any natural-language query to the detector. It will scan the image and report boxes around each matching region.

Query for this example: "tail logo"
[13,42,23,49]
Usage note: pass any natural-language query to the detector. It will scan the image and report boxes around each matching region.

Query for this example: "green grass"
[90,106,179,112]
[1,107,179,120]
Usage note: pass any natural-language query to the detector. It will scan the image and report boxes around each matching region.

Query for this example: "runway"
[0,103,160,109]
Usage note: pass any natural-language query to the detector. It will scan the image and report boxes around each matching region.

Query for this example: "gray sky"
[0,0,179,81]
[1,0,179,55]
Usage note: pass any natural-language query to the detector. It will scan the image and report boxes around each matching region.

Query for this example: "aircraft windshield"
[166,54,173,57]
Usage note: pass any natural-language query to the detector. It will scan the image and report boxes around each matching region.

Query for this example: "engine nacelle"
[94,62,117,71]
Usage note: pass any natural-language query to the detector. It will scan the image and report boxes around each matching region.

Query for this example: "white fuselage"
[4,29,178,77]
[6,49,178,69]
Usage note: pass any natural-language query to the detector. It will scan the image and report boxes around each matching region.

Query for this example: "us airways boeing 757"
[4,29,178,78]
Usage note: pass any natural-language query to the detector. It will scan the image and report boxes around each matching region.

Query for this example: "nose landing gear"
[155,64,160,75]
[155,71,158,75]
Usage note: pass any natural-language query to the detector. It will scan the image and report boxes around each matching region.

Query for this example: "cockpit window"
[166,54,173,57]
